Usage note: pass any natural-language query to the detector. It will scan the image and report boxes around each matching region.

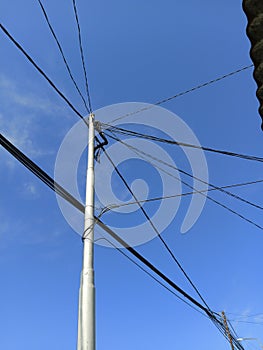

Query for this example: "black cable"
[108,65,253,124]
[0,16,247,350]
[72,0,92,113]
[106,133,263,232]
[0,23,104,155]
[97,218,245,350]
[95,235,209,319]
[101,123,263,163]
[102,146,244,350]
[0,134,245,349]
[0,23,88,126]
[0,134,84,212]
[101,147,213,313]
[36,0,90,113]
[0,132,210,314]
[105,130,263,212]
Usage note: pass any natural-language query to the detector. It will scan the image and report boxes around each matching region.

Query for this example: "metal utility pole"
[77,113,96,350]
[222,311,235,350]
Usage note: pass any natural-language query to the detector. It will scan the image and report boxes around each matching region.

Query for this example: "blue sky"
[1,1,263,349]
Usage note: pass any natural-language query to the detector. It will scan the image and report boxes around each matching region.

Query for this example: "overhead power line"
[102,146,212,311]
[101,123,263,163]
[72,0,93,113]
[108,65,254,124]
[0,132,208,313]
[0,23,88,125]
[1,13,247,350]
[1,21,252,154]
[0,132,201,314]
[104,130,263,211]
[0,133,244,350]
[0,133,84,212]
[36,0,90,113]
[106,133,263,232]
[95,235,209,318]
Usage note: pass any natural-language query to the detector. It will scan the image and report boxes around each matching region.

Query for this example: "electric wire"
[1,20,246,348]
[0,134,84,212]
[0,132,211,314]
[99,143,260,349]
[97,216,246,350]
[108,65,253,124]
[101,146,213,312]
[72,0,93,112]
[101,123,263,163]
[104,130,263,211]
[0,23,88,126]
[1,15,246,350]
[102,179,263,211]
[0,133,245,350]
[100,231,251,347]
[0,132,209,314]
[36,0,90,113]
[94,235,209,319]
[106,133,263,231]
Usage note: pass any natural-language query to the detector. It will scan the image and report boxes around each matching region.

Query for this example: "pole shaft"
[78,113,96,350]
[222,311,234,350]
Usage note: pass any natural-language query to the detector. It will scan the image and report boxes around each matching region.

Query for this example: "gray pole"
[77,113,96,350]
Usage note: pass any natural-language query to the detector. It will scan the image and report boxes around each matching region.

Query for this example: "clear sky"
[1,1,263,349]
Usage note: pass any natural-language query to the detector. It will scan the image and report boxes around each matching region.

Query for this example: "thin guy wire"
[72,0,93,112]
[229,319,263,325]
[108,64,254,124]
[107,133,263,232]
[102,147,213,312]
[36,0,90,113]
[102,179,263,211]
[226,312,263,319]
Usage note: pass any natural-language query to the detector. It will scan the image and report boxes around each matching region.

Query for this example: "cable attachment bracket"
[94,121,108,162]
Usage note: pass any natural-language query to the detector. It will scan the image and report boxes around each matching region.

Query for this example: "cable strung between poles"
[106,132,263,232]
[101,146,213,312]
[0,23,88,126]
[1,22,107,158]
[0,132,210,316]
[0,133,244,350]
[101,123,263,163]
[94,235,210,319]
[36,0,90,113]
[72,0,93,113]
[105,132,263,211]
[0,21,246,349]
